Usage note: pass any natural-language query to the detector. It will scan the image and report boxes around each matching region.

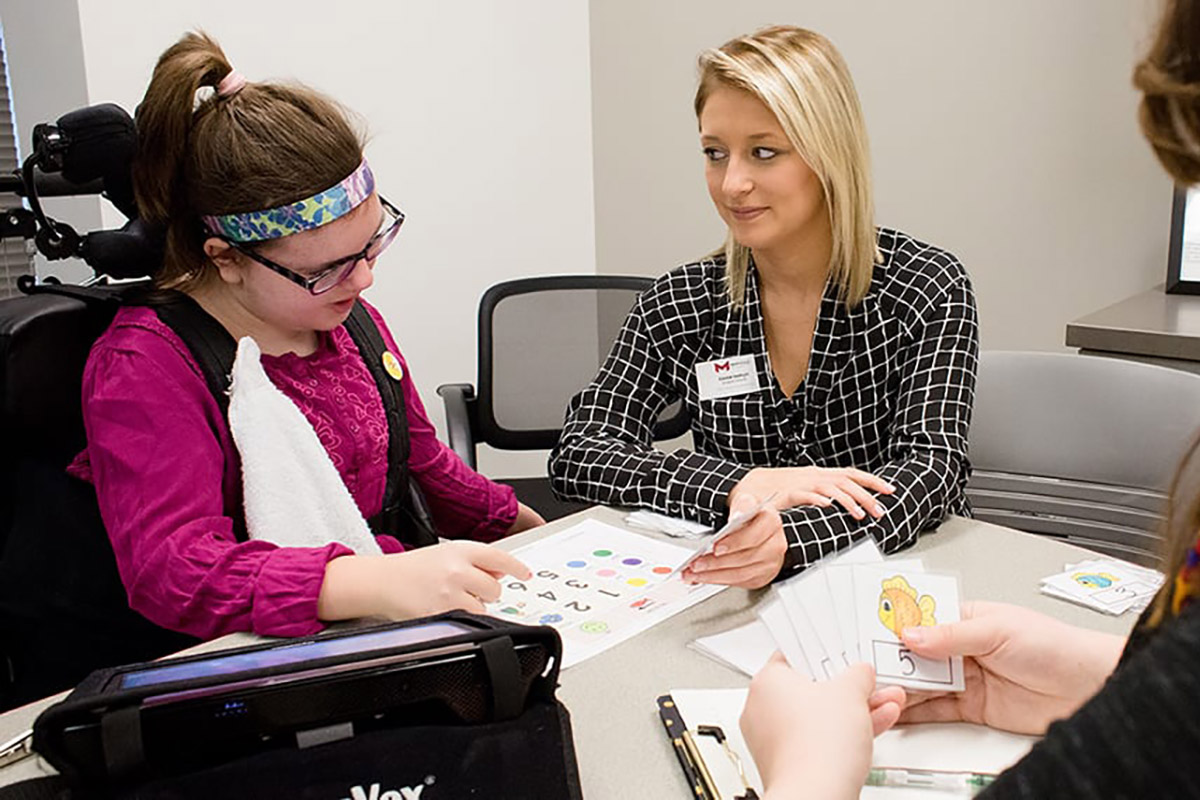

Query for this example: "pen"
[0,729,34,770]
[866,767,996,794]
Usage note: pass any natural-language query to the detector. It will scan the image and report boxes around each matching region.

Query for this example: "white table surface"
[0,508,1139,795]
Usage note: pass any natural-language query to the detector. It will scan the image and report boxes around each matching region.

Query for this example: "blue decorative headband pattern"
[202,159,375,243]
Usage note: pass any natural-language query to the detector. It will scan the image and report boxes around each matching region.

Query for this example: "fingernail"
[853,508,865,519]
[902,627,924,645]
[691,560,707,573]
[713,546,727,557]
[884,483,897,493]
[873,504,885,517]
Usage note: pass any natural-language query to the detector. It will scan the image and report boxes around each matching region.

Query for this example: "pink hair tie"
[217,70,247,98]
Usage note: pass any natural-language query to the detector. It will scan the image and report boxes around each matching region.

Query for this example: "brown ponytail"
[1134,0,1200,185]
[132,31,364,290]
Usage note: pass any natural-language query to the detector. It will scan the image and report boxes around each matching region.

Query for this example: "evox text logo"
[340,776,434,800]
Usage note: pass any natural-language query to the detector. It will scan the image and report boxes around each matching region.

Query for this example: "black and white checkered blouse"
[549,227,979,578]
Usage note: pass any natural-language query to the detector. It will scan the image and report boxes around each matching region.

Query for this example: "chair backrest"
[0,289,194,710]
[967,350,1200,567]
[475,275,689,451]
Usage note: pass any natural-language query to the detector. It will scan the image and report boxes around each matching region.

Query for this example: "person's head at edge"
[693,26,879,310]
[1136,0,1200,627]
[132,32,387,338]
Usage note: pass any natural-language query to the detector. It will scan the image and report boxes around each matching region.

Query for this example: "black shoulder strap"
[145,292,238,419]
[343,302,439,548]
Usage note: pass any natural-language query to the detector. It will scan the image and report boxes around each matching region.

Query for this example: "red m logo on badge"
[713,361,731,372]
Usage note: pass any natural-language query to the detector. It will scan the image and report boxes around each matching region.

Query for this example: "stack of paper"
[757,539,966,692]
[1039,558,1164,616]
[623,510,712,539]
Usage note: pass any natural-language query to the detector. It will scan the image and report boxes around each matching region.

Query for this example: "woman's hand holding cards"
[741,654,906,800]
[898,601,1125,735]
[682,493,786,589]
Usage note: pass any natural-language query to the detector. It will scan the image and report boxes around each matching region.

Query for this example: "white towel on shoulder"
[228,336,382,555]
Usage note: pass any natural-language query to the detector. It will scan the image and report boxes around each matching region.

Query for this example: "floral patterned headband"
[202,159,375,243]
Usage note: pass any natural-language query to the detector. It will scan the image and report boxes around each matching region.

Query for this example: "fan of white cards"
[757,538,966,692]
[1039,558,1164,616]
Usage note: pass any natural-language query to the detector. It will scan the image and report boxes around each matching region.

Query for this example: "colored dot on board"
[652,566,672,575]
[622,558,643,566]
[593,549,613,557]
[566,560,587,568]
[627,578,648,587]
[597,569,617,577]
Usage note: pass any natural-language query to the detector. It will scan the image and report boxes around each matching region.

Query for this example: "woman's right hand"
[729,466,895,520]
[898,601,1126,735]
[317,541,532,621]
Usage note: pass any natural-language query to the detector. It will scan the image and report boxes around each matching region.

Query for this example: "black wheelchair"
[0,104,196,711]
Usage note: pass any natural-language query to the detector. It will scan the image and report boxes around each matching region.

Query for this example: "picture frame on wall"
[1167,185,1200,294]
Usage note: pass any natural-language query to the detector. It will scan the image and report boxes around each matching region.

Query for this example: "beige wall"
[73,0,596,479]
[589,0,1173,352]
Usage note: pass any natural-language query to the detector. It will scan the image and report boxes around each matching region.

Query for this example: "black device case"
[29,612,581,799]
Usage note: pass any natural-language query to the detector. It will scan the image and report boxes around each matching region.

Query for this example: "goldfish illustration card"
[1039,558,1163,616]
[825,558,924,668]
[852,565,964,691]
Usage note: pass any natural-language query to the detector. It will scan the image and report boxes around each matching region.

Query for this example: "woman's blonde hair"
[694,26,879,309]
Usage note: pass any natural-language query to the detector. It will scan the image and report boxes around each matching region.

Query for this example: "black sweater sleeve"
[978,604,1200,799]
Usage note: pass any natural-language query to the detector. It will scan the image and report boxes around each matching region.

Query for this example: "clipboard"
[656,692,761,800]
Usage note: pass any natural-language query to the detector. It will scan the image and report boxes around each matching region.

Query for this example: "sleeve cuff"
[662,450,752,524]
[250,542,354,637]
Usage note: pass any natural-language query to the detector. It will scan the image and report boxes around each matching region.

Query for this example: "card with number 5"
[852,565,964,691]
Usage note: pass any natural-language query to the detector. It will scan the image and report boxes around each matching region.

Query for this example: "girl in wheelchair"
[69,31,541,642]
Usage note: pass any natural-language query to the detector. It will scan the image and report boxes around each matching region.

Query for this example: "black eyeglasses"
[219,196,405,295]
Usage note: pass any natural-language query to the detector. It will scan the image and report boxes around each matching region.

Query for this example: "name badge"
[695,355,761,400]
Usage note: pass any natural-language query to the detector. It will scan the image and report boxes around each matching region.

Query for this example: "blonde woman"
[550,26,978,587]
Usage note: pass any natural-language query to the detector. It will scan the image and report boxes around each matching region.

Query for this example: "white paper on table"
[688,618,777,678]
[486,519,725,667]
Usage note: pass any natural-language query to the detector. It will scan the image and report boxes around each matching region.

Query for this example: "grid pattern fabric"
[0,25,31,299]
[549,227,979,578]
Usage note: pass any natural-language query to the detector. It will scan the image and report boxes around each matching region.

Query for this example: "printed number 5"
[898,647,916,676]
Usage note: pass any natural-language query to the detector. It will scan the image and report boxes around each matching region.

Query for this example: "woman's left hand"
[741,654,904,800]
[507,502,546,534]
[681,493,787,588]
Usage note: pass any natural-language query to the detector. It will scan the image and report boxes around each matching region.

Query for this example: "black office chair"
[438,275,690,521]
[966,350,1200,567]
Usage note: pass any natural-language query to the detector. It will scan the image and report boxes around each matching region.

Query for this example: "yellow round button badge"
[382,351,404,382]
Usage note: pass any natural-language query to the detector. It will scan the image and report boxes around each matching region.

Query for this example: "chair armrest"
[436,383,479,470]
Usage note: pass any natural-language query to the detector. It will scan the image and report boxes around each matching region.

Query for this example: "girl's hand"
[508,502,546,534]
[317,541,532,620]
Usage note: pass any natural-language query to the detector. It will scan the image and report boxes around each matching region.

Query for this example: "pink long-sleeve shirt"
[68,301,517,640]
